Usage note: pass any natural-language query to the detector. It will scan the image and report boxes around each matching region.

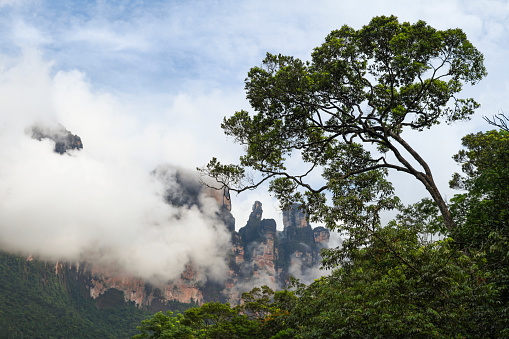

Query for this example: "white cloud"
[0,51,231,283]
[10,19,52,48]
[64,24,150,53]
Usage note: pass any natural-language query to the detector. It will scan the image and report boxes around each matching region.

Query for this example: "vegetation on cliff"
[0,252,196,338]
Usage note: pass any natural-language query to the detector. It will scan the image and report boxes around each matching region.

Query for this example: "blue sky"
[2,0,507,95]
[2,0,509,214]
[0,0,508,278]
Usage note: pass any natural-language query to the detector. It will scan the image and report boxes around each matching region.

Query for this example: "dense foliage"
[0,252,173,338]
[449,129,509,333]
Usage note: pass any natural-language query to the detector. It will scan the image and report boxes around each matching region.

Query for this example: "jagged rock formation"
[47,194,329,309]
[223,201,330,302]
[313,227,330,243]
[238,201,279,281]
[18,125,330,310]
[278,204,330,281]
[79,196,329,308]
[30,123,83,154]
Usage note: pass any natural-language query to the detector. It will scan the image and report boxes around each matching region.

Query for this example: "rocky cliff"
[68,196,329,309]
[25,124,330,310]
[30,123,83,154]
[226,200,330,300]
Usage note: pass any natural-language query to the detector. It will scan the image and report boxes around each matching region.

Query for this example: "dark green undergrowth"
[0,252,192,339]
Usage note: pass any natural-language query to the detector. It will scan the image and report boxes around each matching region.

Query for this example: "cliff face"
[278,204,329,280]
[25,126,329,310]
[52,197,328,309]
[80,198,329,309]
[87,264,204,312]
[227,201,329,298]
[80,175,236,309]
[237,202,279,283]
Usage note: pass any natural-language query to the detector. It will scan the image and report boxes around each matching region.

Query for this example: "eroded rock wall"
[31,197,330,310]
[86,263,204,310]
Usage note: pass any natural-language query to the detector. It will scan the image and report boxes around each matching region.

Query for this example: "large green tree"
[173,15,503,338]
[201,15,486,234]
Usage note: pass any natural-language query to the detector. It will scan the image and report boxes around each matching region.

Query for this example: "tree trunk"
[418,174,456,233]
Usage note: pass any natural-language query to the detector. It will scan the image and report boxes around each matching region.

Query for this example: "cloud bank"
[0,51,231,283]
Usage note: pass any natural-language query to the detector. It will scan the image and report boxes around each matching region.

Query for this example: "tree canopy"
[200,15,486,234]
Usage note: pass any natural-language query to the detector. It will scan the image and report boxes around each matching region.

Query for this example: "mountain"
[30,123,83,155]
[76,189,330,309]
[0,124,331,337]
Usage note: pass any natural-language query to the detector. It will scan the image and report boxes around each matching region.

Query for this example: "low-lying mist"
[0,51,231,283]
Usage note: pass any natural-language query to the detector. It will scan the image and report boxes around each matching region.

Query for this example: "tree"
[200,15,486,234]
[484,112,509,132]
[450,129,509,256]
[266,223,500,338]
[178,15,501,337]
[134,300,266,338]
[180,301,260,338]
[133,311,193,339]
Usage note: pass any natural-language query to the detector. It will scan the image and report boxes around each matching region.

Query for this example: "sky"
[0,0,508,280]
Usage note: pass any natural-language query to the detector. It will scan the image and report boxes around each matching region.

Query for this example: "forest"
[135,16,508,338]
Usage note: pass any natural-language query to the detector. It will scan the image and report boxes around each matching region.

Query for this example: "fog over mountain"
[0,53,231,283]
